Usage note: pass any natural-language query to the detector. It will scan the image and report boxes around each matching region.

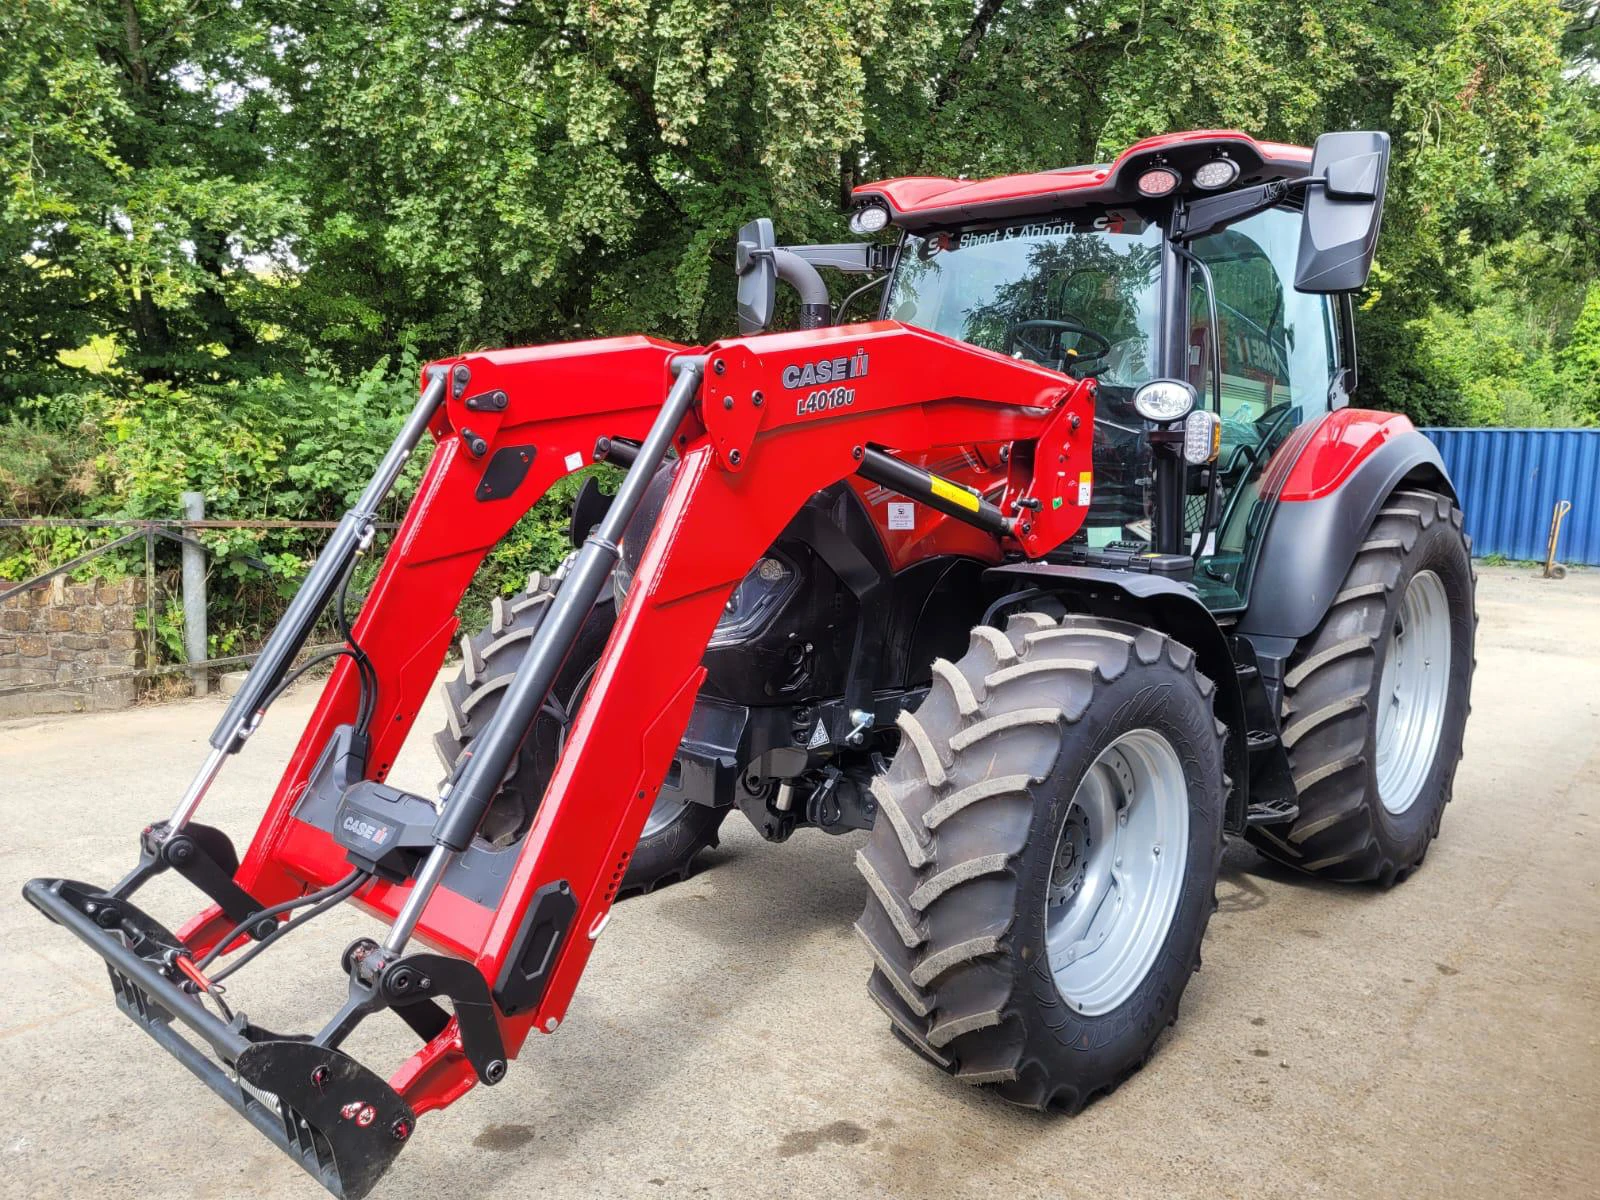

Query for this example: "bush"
[0,357,586,661]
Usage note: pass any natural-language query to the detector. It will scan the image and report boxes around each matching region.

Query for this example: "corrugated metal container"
[1421,428,1600,566]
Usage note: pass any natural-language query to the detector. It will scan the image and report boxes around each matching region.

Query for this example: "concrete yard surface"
[1,564,1596,1198]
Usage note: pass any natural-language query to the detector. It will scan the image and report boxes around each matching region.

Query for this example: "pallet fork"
[25,322,1094,1198]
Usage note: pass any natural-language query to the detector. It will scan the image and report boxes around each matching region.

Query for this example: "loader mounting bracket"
[114,820,277,941]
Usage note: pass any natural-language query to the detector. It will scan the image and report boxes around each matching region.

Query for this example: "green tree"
[1,0,301,398]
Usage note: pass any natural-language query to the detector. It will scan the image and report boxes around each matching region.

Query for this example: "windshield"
[881,208,1337,581]
[885,216,1164,541]
[885,217,1163,387]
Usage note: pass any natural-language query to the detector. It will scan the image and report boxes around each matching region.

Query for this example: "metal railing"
[0,509,396,702]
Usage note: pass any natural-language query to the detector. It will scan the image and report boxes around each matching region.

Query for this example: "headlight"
[849,203,891,234]
[1136,167,1181,197]
[709,555,797,647]
[613,552,798,649]
[1192,158,1240,190]
[1133,378,1197,423]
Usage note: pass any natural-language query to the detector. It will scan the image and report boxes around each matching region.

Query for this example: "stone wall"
[0,576,145,717]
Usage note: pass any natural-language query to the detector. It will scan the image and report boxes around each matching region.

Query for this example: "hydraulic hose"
[207,370,448,753]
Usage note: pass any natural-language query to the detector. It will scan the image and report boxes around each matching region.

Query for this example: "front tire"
[434,571,726,893]
[1246,489,1476,883]
[855,612,1226,1111]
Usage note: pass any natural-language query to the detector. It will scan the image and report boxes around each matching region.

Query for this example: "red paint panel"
[1279,409,1415,502]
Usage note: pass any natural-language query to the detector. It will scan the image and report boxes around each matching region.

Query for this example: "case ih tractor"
[26,130,1475,1198]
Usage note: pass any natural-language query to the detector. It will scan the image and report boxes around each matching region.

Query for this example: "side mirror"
[1294,131,1390,293]
[735,217,777,334]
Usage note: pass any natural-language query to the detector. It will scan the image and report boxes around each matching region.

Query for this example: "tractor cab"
[736,130,1389,610]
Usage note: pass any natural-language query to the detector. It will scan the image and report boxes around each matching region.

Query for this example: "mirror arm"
[781,243,894,274]
[769,248,832,329]
[1175,178,1314,242]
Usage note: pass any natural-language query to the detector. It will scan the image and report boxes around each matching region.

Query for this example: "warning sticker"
[887,501,915,531]
[928,476,980,513]
[1076,471,1093,506]
[564,451,584,472]
[807,720,830,749]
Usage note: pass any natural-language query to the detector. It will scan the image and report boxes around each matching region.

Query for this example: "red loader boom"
[26,322,1093,1195]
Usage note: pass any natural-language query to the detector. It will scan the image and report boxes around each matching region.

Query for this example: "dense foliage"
[1,1,1596,651]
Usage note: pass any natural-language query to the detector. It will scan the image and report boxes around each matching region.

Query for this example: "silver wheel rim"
[1046,729,1189,1016]
[1376,569,1452,814]
[641,793,686,838]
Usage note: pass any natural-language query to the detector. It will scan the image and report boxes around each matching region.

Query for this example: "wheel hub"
[1049,809,1091,902]
[1045,729,1189,1016]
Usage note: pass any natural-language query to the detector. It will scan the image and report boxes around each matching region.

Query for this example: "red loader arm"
[238,320,1091,1110]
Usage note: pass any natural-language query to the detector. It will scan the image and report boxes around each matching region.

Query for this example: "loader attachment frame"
[26,320,1093,1198]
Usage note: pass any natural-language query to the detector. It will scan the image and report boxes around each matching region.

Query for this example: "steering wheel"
[1004,319,1112,372]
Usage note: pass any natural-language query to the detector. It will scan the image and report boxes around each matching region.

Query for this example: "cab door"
[1187,205,1342,609]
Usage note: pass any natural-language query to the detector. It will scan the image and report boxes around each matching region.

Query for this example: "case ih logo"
[781,351,869,391]
[341,814,390,846]
[784,351,868,417]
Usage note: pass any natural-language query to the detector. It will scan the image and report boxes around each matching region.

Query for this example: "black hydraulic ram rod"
[856,447,1013,536]
[380,356,706,955]
[166,370,449,832]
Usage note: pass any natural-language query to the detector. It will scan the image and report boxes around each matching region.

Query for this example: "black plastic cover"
[1294,131,1390,292]
[494,879,577,1016]
[332,783,438,882]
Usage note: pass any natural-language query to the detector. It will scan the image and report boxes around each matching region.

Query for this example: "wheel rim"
[1375,569,1452,815]
[641,792,688,838]
[1045,729,1189,1016]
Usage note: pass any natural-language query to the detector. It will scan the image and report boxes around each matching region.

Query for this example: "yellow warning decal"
[929,475,981,512]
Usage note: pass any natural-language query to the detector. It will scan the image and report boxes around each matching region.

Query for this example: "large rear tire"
[855,612,1226,1111]
[1246,489,1476,883]
[434,571,726,893]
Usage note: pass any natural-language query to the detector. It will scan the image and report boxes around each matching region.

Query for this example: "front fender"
[984,562,1253,829]
[1237,411,1455,644]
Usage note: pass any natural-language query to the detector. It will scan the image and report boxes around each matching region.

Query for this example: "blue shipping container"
[1421,427,1600,566]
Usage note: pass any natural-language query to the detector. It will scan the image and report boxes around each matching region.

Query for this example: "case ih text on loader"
[26,130,1476,1199]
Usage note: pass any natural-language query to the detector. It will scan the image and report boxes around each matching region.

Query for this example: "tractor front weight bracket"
[23,321,1093,1199]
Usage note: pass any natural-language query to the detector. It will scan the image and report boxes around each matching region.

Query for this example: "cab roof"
[852,131,1313,229]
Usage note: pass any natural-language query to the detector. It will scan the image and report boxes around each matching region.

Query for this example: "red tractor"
[27,130,1475,1197]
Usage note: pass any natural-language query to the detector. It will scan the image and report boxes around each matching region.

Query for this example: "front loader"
[26,129,1476,1197]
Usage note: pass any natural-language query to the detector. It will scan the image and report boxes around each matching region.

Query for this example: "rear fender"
[1237,411,1455,646]
[984,563,1251,831]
